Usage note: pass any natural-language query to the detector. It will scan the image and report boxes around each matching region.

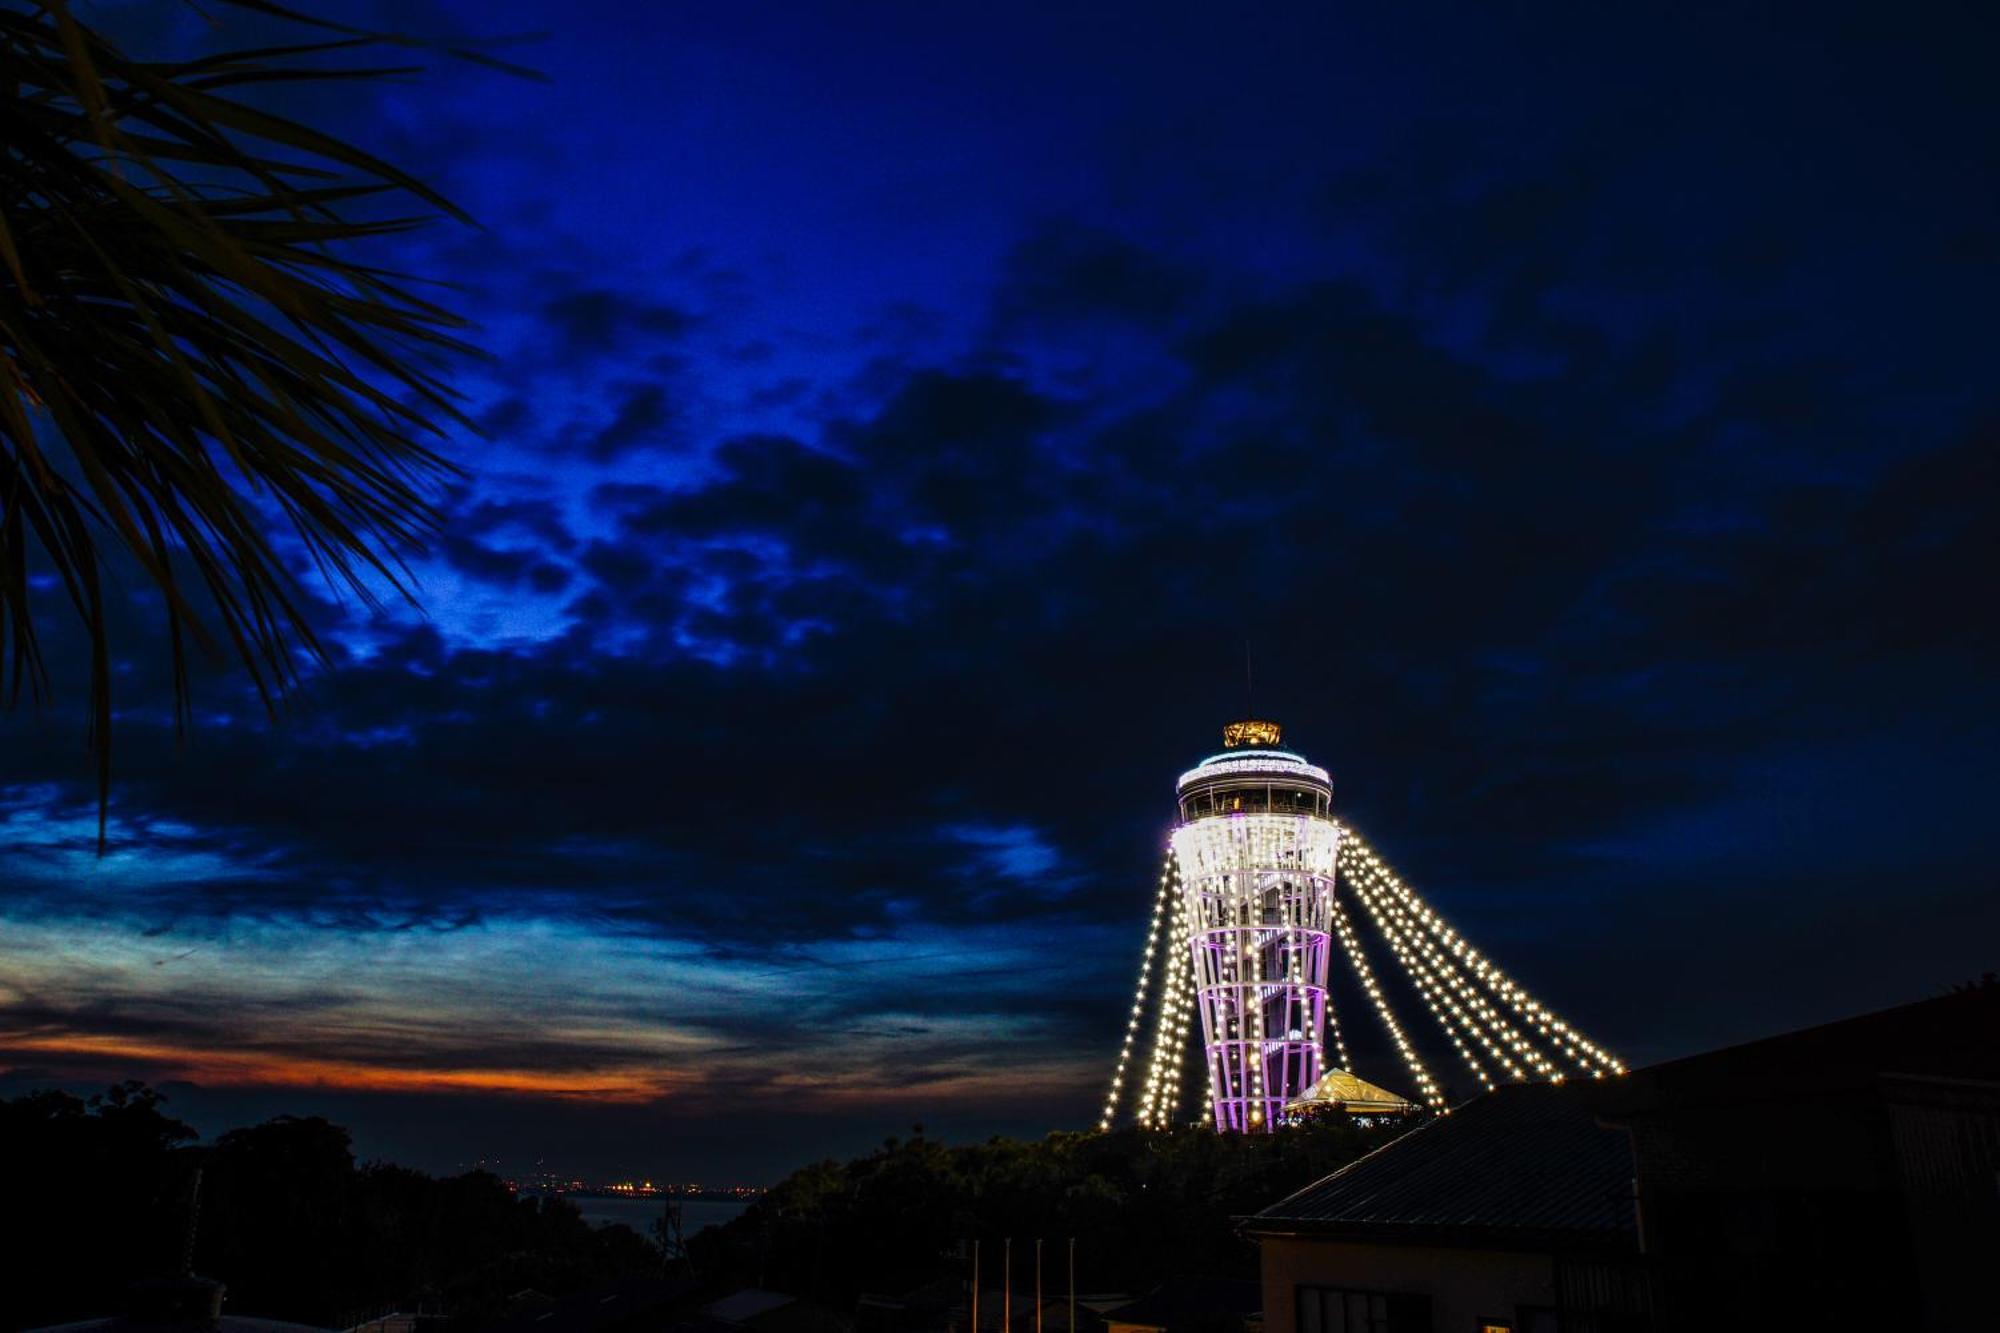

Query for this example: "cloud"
[581,381,684,460]
[5,0,1999,1176]
[540,290,696,355]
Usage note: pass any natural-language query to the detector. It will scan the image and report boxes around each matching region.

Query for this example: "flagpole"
[1004,1239,1012,1333]
[1067,1237,1075,1333]
[1036,1239,1044,1333]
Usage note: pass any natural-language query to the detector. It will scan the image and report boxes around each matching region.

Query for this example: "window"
[1296,1286,1430,1333]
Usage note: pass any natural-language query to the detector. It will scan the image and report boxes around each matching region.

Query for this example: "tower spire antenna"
[1243,640,1254,719]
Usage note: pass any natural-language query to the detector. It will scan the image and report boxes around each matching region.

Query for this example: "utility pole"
[1035,1239,1043,1333]
[1004,1239,1012,1333]
[971,1240,981,1333]
[1067,1237,1075,1333]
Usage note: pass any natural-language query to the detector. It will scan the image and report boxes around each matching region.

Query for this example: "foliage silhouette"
[0,1083,1412,1328]
[0,1084,655,1329]
[0,1,500,841]
[688,1120,1413,1308]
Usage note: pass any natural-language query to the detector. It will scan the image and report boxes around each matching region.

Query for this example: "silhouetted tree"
[688,1119,1414,1308]
[0,1085,655,1329]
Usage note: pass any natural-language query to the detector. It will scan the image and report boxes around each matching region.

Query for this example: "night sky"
[2,0,1996,1183]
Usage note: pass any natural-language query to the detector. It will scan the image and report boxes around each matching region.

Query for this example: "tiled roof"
[484,1275,702,1333]
[1244,1082,1636,1251]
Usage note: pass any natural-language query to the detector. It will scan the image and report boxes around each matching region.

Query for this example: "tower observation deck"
[1100,721,1625,1133]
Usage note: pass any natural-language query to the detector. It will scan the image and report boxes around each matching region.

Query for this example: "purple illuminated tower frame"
[1170,723,1338,1133]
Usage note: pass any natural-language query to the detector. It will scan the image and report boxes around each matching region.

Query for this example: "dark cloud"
[579,381,682,460]
[4,0,1998,1180]
[605,435,866,543]
[540,290,695,355]
[20,243,1990,960]
[458,497,578,552]
[993,223,1202,332]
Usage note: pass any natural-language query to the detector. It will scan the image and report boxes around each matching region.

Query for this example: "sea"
[544,1194,752,1243]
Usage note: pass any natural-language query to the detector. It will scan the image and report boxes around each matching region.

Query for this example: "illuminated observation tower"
[1100,721,1625,1133]
[1173,720,1337,1131]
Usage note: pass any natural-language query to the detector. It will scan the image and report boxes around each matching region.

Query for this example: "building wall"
[1260,1236,1554,1333]
[1623,1091,1915,1326]
[1618,1080,2000,1330]
[1887,1078,2000,1333]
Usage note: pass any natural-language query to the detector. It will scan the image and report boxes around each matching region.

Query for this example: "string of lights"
[1139,856,1193,1126]
[1319,877,1351,1071]
[1099,848,1178,1130]
[1340,846,1541,1076]
[1201,888,1219,1116]
[1242,866,1271,1127]
[1156,867,1198,1127]
[1340,829,1624,1078]
[1365,869,1561,1080]
[1171,812,1339,1132]
[1324,986,1351,1070]
[1341,840,1533,1076]
[1341,867,1499,1090]
[1328,891,1445,1108]
[1103,730,1622,1136]
[1137,938,1177,1122]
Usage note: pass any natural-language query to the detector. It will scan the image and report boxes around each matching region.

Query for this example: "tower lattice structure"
[1100,721,1624,1132]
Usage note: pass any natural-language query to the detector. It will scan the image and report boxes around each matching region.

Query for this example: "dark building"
[1246,1081,1633,1333]
[1242,982,2000,1333]
[859,1277,971,1333]
[1594,980,2000,1331]
[1100,1277,1261,1333]
[474,1276,702,1333]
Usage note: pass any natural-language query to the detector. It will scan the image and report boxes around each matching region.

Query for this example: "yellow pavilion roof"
[1287,1068,1416,1114]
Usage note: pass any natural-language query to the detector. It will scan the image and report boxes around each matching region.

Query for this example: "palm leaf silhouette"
[1,1,508,844]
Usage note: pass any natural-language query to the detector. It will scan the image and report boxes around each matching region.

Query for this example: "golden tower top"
[1222,719,1282,748]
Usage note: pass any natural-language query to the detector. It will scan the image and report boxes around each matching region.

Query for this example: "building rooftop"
[482,1275,701,1333]
[1244,1082,1637,1252]
[1595,980,2000,1117]
[1286,1068,1415,1115]
[1244,982,2000,1258]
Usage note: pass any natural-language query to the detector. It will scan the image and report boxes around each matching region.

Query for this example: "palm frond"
[0,0,497,846]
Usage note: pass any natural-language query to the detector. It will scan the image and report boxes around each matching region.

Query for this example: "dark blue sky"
[1,0,1995,1181]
